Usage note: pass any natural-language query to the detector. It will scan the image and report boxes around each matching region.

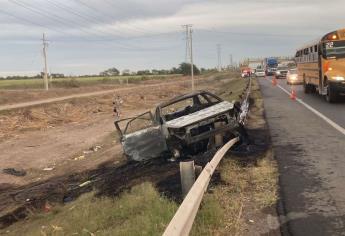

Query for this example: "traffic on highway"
[239,28,345,235]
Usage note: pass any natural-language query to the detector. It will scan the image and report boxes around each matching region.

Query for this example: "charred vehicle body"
[114,91,246,162]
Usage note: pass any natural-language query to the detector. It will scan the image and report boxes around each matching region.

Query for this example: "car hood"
[165,101,234,129]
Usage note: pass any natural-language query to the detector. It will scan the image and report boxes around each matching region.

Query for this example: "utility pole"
[189,28,194,91]
[182,24,192,62]
[42,33,49,90]
[217,44,221,72]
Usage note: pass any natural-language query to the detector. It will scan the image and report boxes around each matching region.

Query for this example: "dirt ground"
[0,74,279,235]
[0,75,188,106]
[0,75,240,229]
[0,78,222,184]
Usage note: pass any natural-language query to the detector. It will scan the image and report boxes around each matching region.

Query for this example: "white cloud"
[0,0,344,75]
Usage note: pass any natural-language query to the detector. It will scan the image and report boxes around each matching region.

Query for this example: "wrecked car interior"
[115,90,245,161]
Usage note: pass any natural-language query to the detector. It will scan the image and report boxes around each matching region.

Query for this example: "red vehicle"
[241,68,251,78]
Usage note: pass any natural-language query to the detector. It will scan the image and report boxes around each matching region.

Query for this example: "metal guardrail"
[163,77,252,236]
[163,137,239,236]
[239,76,252,125]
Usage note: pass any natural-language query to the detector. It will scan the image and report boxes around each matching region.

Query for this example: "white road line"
[270,81,345,136]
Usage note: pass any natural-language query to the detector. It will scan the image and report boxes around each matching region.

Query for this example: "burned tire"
[224,124,249,149]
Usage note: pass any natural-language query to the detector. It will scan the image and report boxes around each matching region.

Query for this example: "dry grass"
[189,78,279,235]
[0,75,181,90]
[1,183,178,236]
[189,150,278,236]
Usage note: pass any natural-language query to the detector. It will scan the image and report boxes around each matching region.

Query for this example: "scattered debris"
[51,224,63,231]
[80,145,102,156]
[44,202,52,212]
[63,196,73,203]
[43,167,54,171]
[83,150,93,155]
[83,228,95,236]
[2,168,27,177]
[91,145,102,152]
[248,219,255,223]
[78,180,92,187]
[74,155,85,161]
[113,95,123,119]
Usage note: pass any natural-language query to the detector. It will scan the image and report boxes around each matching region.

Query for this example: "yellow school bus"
[295,28,345,102]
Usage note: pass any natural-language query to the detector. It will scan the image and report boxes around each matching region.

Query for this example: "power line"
[5,1,178,50]
[7,0,136,49]
[197,28,315,38]
[74,0,147,34]
[9,0,183,50]
[217,44,221,72]
[44,0,135,38]
[100,0,148,34]
[190,27,194,91]
[182,24,192,62]
[42,33,49,90]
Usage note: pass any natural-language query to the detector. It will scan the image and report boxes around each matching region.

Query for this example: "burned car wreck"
[114,90,245,162]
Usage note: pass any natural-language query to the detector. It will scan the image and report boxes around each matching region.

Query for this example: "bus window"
[323,40,345,59]
[314,45,318,52]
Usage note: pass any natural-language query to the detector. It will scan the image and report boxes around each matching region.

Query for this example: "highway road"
[258,76,345,236]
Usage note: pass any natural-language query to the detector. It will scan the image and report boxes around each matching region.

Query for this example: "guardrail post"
[214,122,225,147]
[194,165,202,178]
[180,160,196,198]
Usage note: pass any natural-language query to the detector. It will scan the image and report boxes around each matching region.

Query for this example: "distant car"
[255,69,265,77]
[274,66,289,79]
[266,67,277,76]
[241,69,250,78]
[286,68,302,85]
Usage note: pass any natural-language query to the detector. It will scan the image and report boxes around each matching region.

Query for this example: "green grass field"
[0,74,182,89]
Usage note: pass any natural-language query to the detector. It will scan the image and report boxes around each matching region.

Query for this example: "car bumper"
[276,75,287,79]
[330,81,345,94]
[287,78,303,85]
[287,81,303,85]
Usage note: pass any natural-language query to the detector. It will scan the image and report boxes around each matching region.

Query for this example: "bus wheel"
[326,86,338,103]
[303,80,311,94]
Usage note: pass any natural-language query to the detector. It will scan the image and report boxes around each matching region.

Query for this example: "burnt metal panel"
[122,126,168,161]
[165,101,234,129]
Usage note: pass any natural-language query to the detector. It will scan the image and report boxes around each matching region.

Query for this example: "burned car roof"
[165,101,234,129]
[157,90,222,109]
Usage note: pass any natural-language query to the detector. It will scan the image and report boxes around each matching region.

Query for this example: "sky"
[0,0,344,76]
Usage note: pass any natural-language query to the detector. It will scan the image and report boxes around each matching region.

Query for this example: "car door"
[114,111,168,161]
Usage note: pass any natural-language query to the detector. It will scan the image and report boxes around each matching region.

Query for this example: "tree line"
[0,63,217,80]
[99,63,203,77]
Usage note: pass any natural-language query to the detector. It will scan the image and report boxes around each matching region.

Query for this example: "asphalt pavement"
[258,76,345,236]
